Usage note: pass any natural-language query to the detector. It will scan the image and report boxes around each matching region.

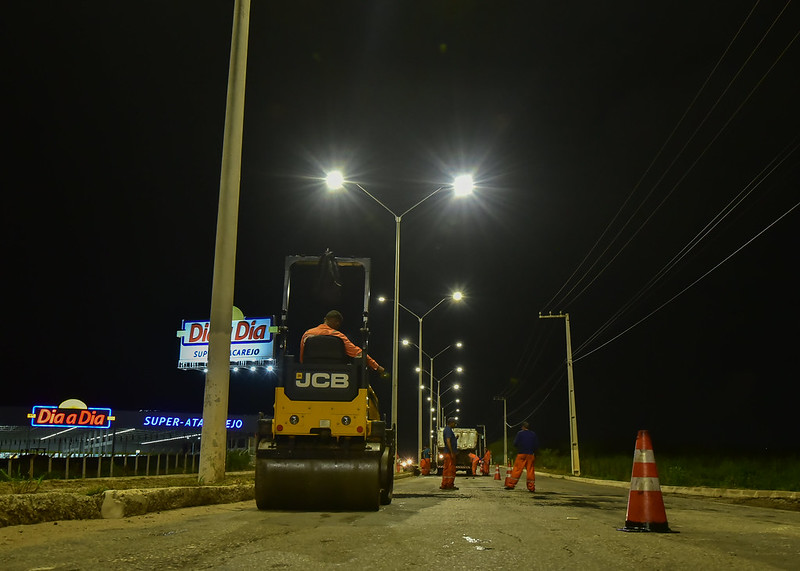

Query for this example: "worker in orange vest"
[468,452,479,476]
[481,449,492,476]
[420,447,431,475]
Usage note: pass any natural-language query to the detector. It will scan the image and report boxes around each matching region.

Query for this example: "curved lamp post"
[384,294,462,462]
[403,338,462,461]
[325,172,474,447]
[438,378,461,428]
[442,398,461,419]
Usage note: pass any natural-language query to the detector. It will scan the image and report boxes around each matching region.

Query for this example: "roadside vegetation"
[0,451,255,496]
[0,468,44,494]
[523,447,800,492]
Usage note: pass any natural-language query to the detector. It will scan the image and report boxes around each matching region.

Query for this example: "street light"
[410,364,462,461]
[403,338,462,459]
[442,398,461,419]
[453,174,474,197]
[437,377,461,441]
[324,171,475,444]
[383,294,462,463]
[493,395,508,466]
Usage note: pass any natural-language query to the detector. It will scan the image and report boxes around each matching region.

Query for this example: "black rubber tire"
[380,427,395,505]
[254,457,270,510]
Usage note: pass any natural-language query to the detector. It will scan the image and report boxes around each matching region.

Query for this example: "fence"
[3,452,201,480]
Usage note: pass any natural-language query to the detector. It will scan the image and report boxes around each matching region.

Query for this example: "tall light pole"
[325,172,474,445]
[384,294,462,463]
[425,342,462,458]
[441,398,460,419]
[493,395,507,466]
[199,0,250,484]
[418,366,462,462]
[402,337,462,462]
[539,311,580,476]
[437,377,462,446]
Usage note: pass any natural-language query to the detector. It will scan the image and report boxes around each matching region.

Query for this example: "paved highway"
[1,473,798,569]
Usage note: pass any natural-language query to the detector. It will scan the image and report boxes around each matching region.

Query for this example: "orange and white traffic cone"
[619,430,674,533]
[493,465,500,480]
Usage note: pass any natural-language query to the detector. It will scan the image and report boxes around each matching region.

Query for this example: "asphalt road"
[1,473,798,570]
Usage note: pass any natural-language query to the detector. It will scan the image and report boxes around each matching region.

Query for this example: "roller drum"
[256,454,381,511]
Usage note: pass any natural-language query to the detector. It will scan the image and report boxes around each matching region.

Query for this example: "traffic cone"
[619,430,674,533]
[493,465,500,480]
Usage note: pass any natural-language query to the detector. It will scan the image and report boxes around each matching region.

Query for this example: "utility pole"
[539,312,580,475]
[199,0,251,484]
[493,396,507,466]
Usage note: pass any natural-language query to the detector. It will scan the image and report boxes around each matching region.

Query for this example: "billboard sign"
[29,400,115,429]
[177,316,274,369]
[141,413,245,430]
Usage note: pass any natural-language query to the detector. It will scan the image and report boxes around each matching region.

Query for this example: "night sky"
[3,2,798,457]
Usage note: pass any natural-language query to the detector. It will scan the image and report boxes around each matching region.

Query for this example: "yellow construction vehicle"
[255,253,395,510]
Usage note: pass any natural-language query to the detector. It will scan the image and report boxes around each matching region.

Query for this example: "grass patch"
[656,453,800,491]
[226,449,253,472]
[0,468,45,494]
[491,444,800,491]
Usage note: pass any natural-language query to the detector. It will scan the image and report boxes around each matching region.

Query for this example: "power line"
[545,2,795,312]
[543,0,765,311]
[575,199,799,362]
[576,139,799,354]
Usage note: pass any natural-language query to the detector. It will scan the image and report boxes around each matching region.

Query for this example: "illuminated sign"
[29,401,115,429]
[176,316,274,369]
[141,414,244,430]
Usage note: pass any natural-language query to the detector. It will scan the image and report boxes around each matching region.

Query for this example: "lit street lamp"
[442,398,461,420]
[403,338,462,460]
[384,294,462,463]
[436,376,462,454]
[411,365,462,461]
[325,171,474,447]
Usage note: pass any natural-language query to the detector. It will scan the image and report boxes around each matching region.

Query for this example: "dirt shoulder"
[0,471,255,496]
[0,472,257,528]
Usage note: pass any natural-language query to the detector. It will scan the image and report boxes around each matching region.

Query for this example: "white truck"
[436,427,485,475]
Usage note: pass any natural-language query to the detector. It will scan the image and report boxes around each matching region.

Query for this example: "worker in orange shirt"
[481,449,492,476]
[300,310,385,374]
[468,452,479,476]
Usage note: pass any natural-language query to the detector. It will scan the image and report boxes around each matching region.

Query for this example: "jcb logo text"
[295,372,350,388]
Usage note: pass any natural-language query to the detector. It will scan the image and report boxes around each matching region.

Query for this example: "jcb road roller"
[255,253,395,510]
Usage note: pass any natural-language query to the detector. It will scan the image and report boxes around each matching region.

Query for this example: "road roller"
[255,253,395,510]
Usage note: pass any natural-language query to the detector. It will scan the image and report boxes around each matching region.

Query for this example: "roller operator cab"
[255,254,395,510]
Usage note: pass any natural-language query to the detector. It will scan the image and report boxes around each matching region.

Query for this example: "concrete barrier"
[101,484,255,518]
[0,485,254,527]
[0,492,104,528]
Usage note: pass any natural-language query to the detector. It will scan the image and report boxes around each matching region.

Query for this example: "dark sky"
[3,2,798,457]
